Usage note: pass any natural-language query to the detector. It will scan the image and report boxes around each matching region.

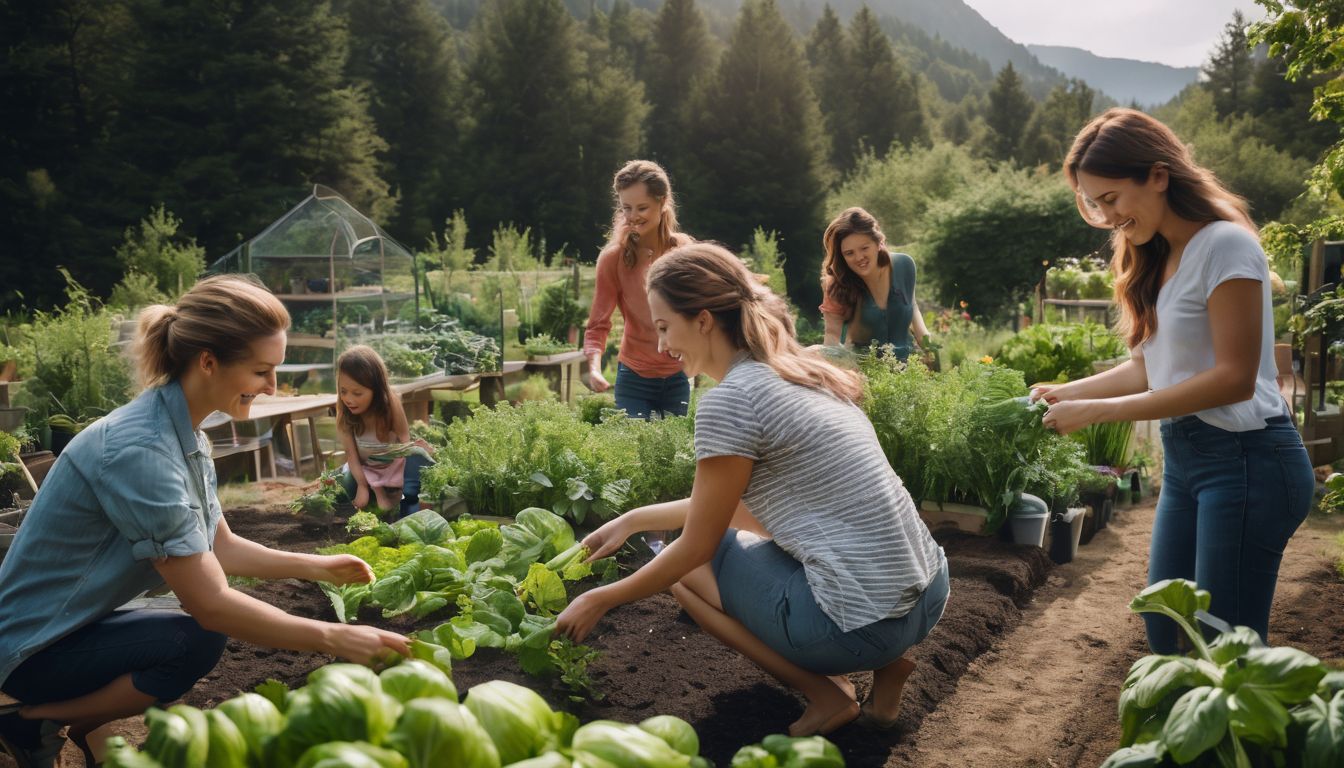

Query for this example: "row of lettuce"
[406,347,1128,536]
[317,507,616,698]
[104,644,843,768]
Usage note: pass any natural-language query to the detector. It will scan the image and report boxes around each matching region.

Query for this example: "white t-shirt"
[1140,220,1284,432]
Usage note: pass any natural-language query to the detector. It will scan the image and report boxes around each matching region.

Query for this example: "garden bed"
[185,502,1054,767]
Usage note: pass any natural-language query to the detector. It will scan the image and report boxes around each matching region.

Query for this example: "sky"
[958,0,1266,69]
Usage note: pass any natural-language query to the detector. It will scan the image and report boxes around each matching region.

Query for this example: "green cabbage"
[385,698,501,768]
[729,746,778,768]
[142,705,208,768]
[462,680,560,764]
[638,716,700,758]
[759,735,844,768]
[293,741,409,768]
[204,709,248,768]
[571,720,693,767]
[104,736,166,768]
[216,692,285,764]
[507,752,574,768]
[379,659,457,704]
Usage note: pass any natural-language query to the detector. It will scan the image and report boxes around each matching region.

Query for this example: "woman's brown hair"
[132,274,290,389]
[607,160,690,268]
[1064,108,1255,348]
[336,345,396,438]
[647,242,864,403]
[821,207,892,320]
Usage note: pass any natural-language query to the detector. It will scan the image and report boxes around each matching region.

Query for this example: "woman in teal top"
[0,276,409,767]
[819,207,930,360]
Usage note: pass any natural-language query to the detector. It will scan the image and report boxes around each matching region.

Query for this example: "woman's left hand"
[555,587,614,643]
[312,554,375,585]
[1042,399,1102,435]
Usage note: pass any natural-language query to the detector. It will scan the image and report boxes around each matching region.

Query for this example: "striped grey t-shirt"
[695,358,944,632]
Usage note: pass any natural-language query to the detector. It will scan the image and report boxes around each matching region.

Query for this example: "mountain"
[1028,45,1200,107]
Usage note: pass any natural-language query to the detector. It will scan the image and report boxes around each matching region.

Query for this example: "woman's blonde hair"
[132,274,290,388]
[336,345,396,438]
[1064,108,1255,347]
[647,243,863,403]
[821,207,893,321]
[607,160,690,268]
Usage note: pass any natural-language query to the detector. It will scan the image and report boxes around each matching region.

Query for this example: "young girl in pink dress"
[336,345,416,512]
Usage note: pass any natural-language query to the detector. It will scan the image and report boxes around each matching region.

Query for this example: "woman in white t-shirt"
[1032,108,1313,653]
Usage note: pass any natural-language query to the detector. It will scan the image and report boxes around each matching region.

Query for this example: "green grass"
[217,482,264,508]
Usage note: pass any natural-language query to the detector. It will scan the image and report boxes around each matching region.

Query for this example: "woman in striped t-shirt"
[556,243,948,737]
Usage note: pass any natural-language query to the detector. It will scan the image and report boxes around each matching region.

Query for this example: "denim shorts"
[711,529,949,675]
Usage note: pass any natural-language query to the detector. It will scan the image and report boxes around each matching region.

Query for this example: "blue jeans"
[1,610,227,704]
[614,363,689,419]
[1147,415,1313,653]
[712,530,949,675]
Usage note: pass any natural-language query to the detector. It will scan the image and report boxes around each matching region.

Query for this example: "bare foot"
[788,677,859,737]
[862,656,917,726]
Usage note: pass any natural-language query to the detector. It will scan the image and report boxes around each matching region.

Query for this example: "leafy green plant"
[363,319,499,378]
[15,270,132,428]
[536,279,587,341]
[1073,420,1136,469]
[996,322,1127,386]
[524,334,573,358]
[1100,579,1344,767]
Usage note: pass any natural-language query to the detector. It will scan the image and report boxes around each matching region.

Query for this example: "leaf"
[1227,686,1290,748]
[407,638,454,677]
[530,471,554,488]
[1304,690,1344,768]
[1133,657,1217,709]
[520,563,569,616]
[1098,741,1164,768]
[1161,686,1230,764]
[254,679,290,713]
[1208,626,1265,665]
[1228,647,1327,703]
[1130,579,1212,624]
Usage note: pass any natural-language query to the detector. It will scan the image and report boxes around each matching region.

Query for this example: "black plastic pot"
[50,427,75,457]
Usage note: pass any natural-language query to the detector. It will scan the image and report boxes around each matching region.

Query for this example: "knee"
[174,616,228,680]
[668,581,692,608]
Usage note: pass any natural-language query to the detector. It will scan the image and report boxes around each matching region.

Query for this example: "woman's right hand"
[582,516,632,562]
[588,367,611,393]
[328,624,411,667]
[352,485,370,510]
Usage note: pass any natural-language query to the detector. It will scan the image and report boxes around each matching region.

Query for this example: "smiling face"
[206,331,285,419]
[649,289,709,378]
[1074,167,1170,245]
[338,372,375,417]
[840,233,883,280]
[618,182,664,244]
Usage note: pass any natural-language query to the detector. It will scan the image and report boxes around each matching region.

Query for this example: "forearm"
[910,302,928,341]
[618,498,691,534]
[600,533,715,606]
[215,532,322,581]
[1095,365,1255,423]
[1053,358,1148,400]
[194,588,335,654]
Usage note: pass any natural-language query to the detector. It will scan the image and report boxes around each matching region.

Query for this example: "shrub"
[536,279,586,341]
[995,322,1127,386]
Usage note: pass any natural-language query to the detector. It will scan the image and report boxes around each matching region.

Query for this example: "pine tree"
[846,6,926,165]
[806,5,854,172]
[1019,79,1094,168]
[985,62,1034,164]
[464,0,645,257]
[112,0,391,254]
[645,0,716,170]
[346,0,464,242]
[1203,10,1252,118]
[683,0,830,308]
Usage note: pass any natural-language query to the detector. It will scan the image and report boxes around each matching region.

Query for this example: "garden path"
[888,500,1344,768]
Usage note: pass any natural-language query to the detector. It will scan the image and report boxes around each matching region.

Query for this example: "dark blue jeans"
[1,610,227,705]
[614,363,689,419]
[1147,415,1313,653]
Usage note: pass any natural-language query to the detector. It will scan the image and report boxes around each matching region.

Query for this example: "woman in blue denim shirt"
[1032,109,1314,654]
[0,276,409,766]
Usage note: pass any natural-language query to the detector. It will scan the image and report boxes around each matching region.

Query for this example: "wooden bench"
[201,411,276,480]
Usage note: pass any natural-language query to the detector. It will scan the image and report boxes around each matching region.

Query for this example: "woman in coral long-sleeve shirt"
[584,160,696,418]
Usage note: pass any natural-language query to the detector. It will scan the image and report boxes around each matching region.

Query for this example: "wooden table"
[523,350,588,403]
[246,393,338,477]
[393,372,481,423]
[477,361,529,407]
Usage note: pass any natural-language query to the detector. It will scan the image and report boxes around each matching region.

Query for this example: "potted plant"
[524,333,575,363]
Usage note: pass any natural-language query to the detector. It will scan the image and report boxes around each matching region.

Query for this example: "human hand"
[555,587,614,643]
[1029,384,1070,406]
[588,369,611,393]
[353,486,370,509]
[581,517,631,562]
[312,554,374,585]
[1041,399,1099,435]
[328,624,411,667]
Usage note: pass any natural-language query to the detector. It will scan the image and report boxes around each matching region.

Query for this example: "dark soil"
[192,507,1054,768]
